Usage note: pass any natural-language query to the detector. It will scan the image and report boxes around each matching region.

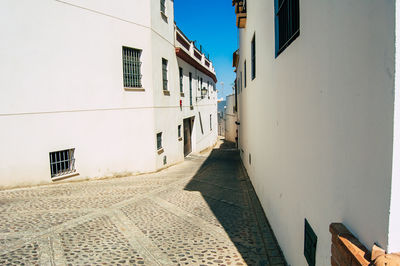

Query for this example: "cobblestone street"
[0,141,286,266]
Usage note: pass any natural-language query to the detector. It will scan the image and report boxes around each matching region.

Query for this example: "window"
[189,72,193,106]
[178,125,181,138]
[304,219,317,266]
[200,77,203,90]
[162,58,168,91]
[275,0,300,56]
[157,132,162,150]
[251,35,256,80]
[179,67,183,93]
[123,47,142,88]
[49,149,76,178]
[244,60,247,88]
[160,0,166,14]
[210,114,212,131]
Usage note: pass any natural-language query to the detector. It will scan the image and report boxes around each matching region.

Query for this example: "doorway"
[183,117,194,156]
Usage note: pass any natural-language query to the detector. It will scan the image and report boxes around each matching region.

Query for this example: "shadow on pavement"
[184,139,287,265]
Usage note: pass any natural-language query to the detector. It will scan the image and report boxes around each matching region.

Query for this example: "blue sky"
[174,0,238,101]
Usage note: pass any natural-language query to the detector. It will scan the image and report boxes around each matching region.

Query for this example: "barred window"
[251,35,256,80]
[49,149,76,178]
[275,0,300,56]
[189,72,193,106]
[244,60,247,88]
[123,47,142,88]
[157,132,162,150]
[160,0,166,14]
[162,58,168,91]
[179,67,183,93]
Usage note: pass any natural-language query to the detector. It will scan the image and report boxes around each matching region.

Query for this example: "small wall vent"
[304,219,317,266]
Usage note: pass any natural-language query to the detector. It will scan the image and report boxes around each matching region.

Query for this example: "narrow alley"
[0,140,285,265]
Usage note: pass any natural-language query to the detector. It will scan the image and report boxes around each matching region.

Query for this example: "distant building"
[175,27,218,156]
[233,0,400,265]
[217,100,226,137]
[0,0,217,188]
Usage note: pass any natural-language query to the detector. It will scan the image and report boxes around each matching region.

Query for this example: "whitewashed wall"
[151,0,182,169]
[236,0,396,264]
[0,0,218,188]
[388,0,400,254]
[0,0,158,188]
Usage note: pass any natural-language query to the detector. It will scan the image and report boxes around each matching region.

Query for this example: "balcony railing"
[194,50,202,61]
[175,26,216,75]
[176,32,190,50]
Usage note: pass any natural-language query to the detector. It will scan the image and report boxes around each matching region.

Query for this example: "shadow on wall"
[184,139,287,265]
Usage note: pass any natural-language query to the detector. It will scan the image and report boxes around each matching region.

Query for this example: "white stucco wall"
[236,0,396,264]
[0,0,158,188]
[0,0,218,188]
[388,0,400,254]
[225,94,237,143]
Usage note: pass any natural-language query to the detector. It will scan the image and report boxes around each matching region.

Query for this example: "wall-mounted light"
[196,87,208,101]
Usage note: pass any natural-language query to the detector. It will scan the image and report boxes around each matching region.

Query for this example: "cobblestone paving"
[0,140,286,265]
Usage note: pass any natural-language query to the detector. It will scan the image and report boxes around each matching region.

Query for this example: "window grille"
[275,0,300,56]
[189,72,193,106]
[244,60,247,88]
[179,67,183,93]
[160,0,166,14]
[251,35,256,80]
[123,47,142,88]
[157,132,162,150]
[49,149,76,178]
[162,58,168,91]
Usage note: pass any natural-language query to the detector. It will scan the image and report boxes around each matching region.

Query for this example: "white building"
[0,0,217,188]
[225,94,237,143]
[175,28,218,156]
[233,0,400,265]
